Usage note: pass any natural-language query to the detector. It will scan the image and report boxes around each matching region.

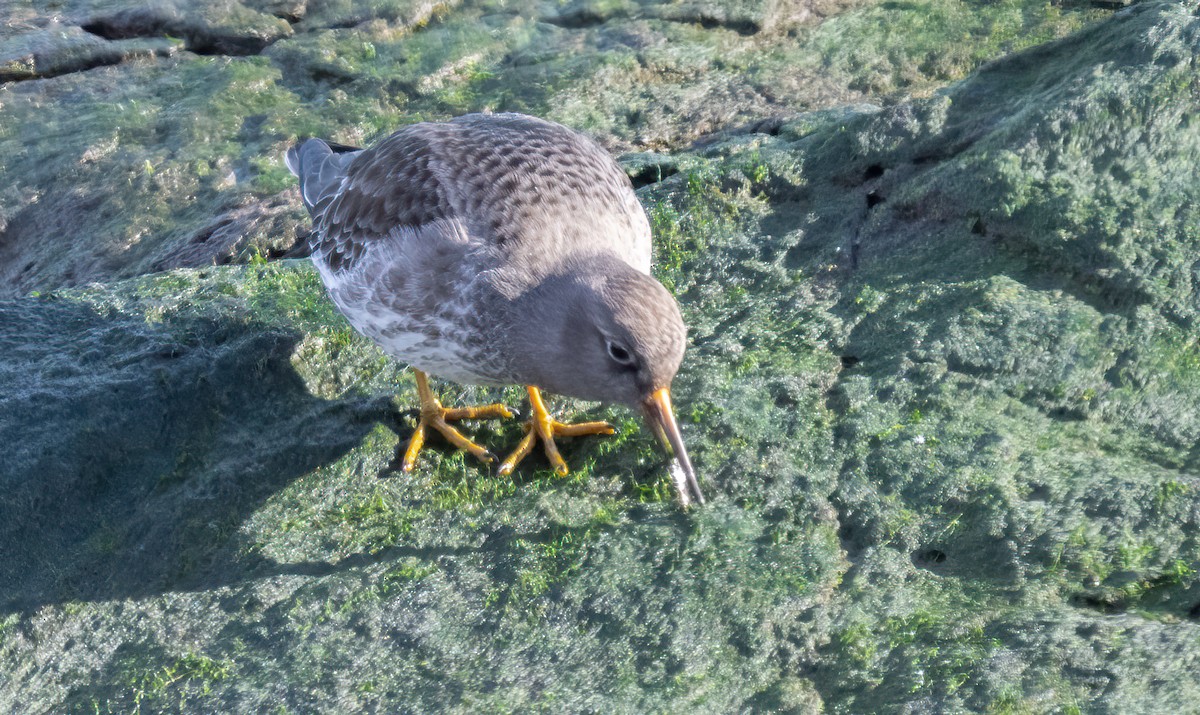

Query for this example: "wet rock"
[150,191,310,269]
[542,0,857,34]
[79,1,293,55]
[0,23,181,82]
[286,0,461,30]
[0,55,302,297]
[0,0,1105,305]
[245,0,309,22]
[2,0,1199,712]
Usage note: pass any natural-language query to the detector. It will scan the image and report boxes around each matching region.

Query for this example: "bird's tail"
[285,138,362,214]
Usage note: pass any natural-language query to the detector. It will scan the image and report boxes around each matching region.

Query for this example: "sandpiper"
[285,113,703,506]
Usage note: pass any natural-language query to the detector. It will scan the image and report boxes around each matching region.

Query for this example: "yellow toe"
[498,386,614,476]
[400,369,512,471]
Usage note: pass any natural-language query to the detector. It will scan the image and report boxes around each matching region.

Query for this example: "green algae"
[0,55,309,295]
[0,255,847,710]
[4,0,1200,712]
[805,0,1106,96]
[0,0,1112,298]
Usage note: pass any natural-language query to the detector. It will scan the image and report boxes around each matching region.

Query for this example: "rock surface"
[2,0,1198,712]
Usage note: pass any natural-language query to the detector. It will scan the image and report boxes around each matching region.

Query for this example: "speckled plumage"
[286,112,701,505]
[286,113,657,386]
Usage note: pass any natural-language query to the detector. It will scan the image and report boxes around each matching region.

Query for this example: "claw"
[498,386,615,476]
[401,369,514,471]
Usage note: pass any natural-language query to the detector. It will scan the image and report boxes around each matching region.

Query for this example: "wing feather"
[298,113,651,279]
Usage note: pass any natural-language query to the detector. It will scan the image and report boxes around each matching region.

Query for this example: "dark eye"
[606,340,635,366]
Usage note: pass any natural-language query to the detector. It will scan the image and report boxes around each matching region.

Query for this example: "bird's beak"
[641,387,704,507]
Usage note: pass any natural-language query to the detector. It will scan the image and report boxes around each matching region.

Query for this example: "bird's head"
[508,255,703,505]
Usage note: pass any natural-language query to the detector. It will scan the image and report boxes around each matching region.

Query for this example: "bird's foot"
[402,369,514,471]
[498,386,615,476]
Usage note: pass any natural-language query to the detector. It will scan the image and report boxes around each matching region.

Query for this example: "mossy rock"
[3,0,1200,712]
[1,0,1104,301]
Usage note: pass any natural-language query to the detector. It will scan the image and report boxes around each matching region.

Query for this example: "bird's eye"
[606,340,635,366]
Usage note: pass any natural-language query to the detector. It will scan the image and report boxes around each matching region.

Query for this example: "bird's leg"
[401,369,514,471]
[498,386,615,476]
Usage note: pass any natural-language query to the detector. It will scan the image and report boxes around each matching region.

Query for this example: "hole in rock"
[913,548,947,567]
[629,164,678,189]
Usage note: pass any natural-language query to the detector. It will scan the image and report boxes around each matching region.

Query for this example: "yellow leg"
[498,386,615,476]
[401,369,514,471]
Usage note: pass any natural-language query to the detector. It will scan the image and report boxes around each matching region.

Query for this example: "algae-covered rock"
[0,0,1103,300]
[0,55,308,297]
[0,262,846,712]
[2,0,1200,712]
[0,23,181,83]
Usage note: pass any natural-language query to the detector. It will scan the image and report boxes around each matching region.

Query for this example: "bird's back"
[289,113,652,286]
[285,113,653,384]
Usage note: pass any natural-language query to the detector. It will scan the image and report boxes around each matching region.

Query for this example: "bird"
[284,112,703,506]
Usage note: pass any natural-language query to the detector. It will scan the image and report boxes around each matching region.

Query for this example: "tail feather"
[285,138,362,213]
